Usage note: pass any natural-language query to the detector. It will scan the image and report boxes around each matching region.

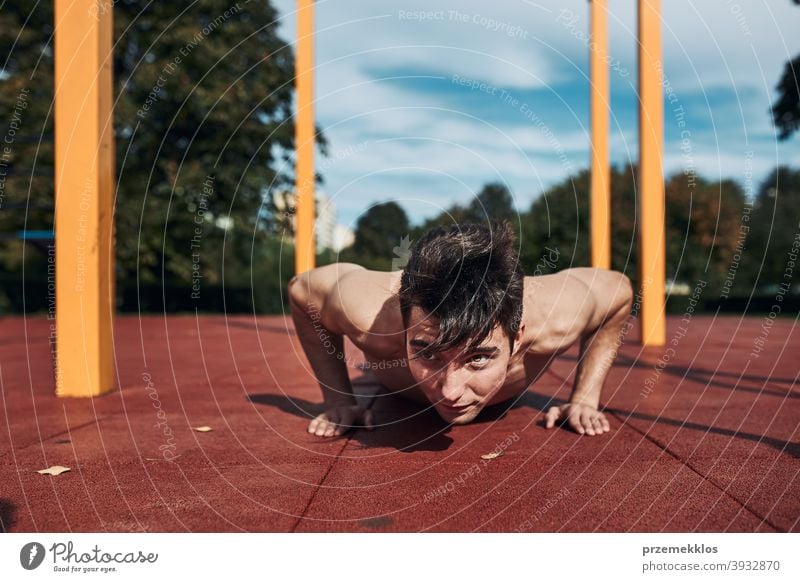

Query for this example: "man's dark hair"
[399,221,524,355]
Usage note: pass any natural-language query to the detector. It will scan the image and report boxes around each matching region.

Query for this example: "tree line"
[0,1,319,313]
[340,166,800,304]
[1,1,798,313]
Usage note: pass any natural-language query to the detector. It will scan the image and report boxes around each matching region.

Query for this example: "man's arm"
[546,268,634,436]
[288,264,373,437]
[570,269,634,408]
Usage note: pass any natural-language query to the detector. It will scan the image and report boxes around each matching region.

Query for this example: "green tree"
[519,169,590,274]
[743,166,800,291]
[411,202,468,240]
[0,2,56,303]
[772,54,800,140]
[771,1,800,139]
[342,201,410,270]
[0,1,324,309]
[464,182,517,224]
[517,165,748,293]
[663,173,747,292]
[609,165,637,279]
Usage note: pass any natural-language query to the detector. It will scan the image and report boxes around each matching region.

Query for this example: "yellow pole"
[294,0,315,274]
[590,0,611,270]
[54,0,116,396]
[637,0,666,346]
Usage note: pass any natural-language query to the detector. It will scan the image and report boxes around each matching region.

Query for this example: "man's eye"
[416,351,437,361]
[469,355,490,366]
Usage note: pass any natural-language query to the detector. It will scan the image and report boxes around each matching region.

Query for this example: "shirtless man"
[288,221,633,438]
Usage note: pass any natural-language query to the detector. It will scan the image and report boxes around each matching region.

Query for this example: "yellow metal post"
[295,0,315,274]
[590,0,611,270]
[637,0,666,346]
[54,0,116,396]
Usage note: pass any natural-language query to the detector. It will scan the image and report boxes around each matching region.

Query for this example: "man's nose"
[438,368,469,404]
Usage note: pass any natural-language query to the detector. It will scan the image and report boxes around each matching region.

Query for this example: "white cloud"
[270,0,800,225]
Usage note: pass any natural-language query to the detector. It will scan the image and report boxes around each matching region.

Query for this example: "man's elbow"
[596,271,633,321]
[288,272,311,311]
[616,273,634,314]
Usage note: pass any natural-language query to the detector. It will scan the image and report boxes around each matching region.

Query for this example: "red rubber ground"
[1,314,797,532]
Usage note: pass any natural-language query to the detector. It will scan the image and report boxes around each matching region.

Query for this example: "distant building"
[332,223,355,252]
[272,189,352,253]
[214,216,234,231]
[315,191,336,253]
[665,279,691,296]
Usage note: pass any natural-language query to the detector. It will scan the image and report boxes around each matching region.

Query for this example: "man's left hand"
[545,403,610,436]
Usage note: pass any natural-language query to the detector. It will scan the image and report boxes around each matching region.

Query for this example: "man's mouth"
[439,402,473,413]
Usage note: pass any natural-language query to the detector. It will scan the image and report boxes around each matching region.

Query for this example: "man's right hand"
[308,404,374,437]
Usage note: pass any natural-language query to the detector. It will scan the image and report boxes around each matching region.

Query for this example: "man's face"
[405,306,521,424]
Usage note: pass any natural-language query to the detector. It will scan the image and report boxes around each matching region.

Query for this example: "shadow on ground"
[0,499,17,532]
[247,388,563,453]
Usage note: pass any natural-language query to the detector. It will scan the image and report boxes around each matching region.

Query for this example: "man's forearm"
[570,307,630,408]
[290,298,356,406]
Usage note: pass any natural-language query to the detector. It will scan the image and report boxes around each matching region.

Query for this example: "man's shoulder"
[322,266,405,352]
[521,268,597,353]
[522,267,631,353]
[525,267,626,299]
[523,268,593,305]
[332,266,401,309]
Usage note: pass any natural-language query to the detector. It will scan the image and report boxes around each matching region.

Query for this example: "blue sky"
[271,0,800,228]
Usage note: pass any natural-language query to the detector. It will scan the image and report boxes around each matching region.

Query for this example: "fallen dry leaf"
[193,426,213,433]
[37,465,71,476]
[480,451,503,460]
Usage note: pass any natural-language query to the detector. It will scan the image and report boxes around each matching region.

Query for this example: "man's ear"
[511,323,525,356]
